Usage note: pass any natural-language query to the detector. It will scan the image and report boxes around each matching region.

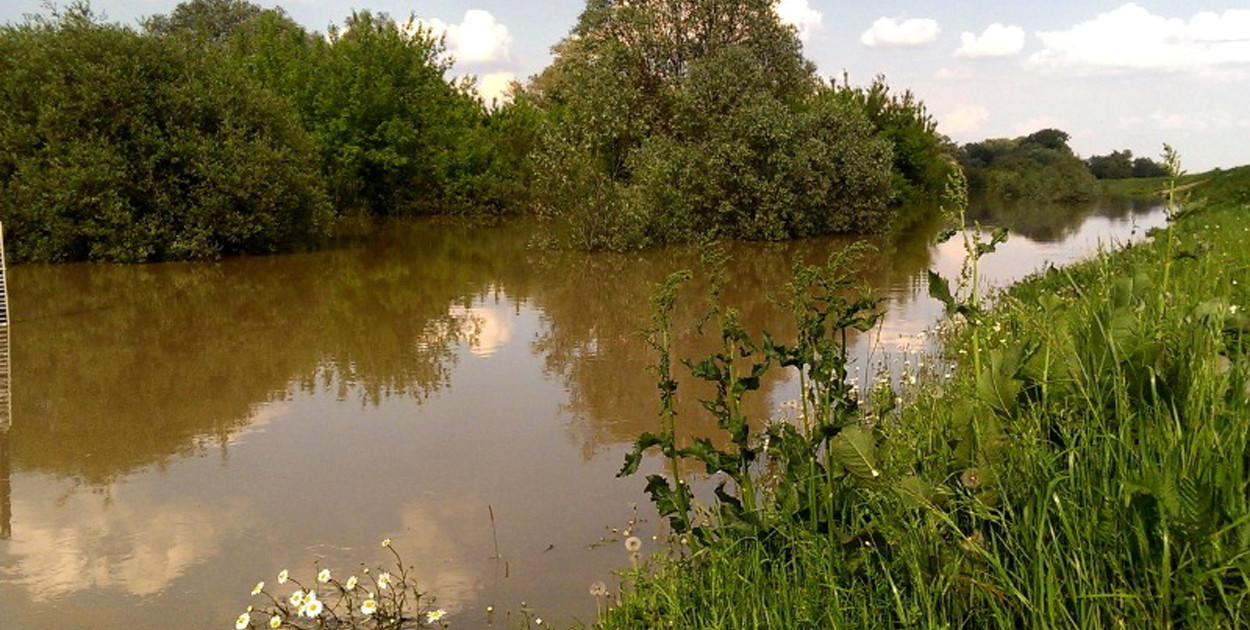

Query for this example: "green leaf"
[895,475,933,509]
[618,432,664,477]
[830,425,879,480]
[927,270,955,313]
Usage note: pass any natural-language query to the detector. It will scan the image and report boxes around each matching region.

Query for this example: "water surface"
[0,199,1165,628]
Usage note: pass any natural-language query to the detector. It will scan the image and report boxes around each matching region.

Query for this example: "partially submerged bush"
[0,7,332,262]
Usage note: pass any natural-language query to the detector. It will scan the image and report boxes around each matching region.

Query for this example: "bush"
[0,7,331,262]
[526,0,897,250]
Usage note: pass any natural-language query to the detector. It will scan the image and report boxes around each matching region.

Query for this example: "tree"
[958,130,1099,203]
[525,0,894,249]
[830,74,952,206]
[144,0,265,42]
[1087,150,1134,180]
[229,10,508,216]
[0,7,332,262]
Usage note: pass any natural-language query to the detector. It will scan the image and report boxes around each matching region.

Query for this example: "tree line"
[0,0,957,262]
[5,0,1159,263]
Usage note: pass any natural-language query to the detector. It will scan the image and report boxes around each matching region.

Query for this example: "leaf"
[895,476,933,510]
[618,432,664,477]
[927,270,955,313]
[830,425,879,480]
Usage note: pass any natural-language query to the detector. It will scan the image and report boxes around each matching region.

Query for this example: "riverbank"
[595,166,1250,629]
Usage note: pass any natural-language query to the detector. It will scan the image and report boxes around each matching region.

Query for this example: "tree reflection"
[527,219,941,457]
[8,220,530,485]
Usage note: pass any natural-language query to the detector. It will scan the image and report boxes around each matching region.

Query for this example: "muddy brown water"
[0,199,1165,629]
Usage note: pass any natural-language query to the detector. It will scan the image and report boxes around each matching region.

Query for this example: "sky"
[4,1,1250,170]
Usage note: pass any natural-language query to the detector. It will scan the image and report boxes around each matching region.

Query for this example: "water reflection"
[0,200,1168,629]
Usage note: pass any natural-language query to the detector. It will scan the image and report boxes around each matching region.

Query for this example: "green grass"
[593,167,1250,629]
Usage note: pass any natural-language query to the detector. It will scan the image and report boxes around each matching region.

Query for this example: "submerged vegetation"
[958,128,1100,204]
[0,0,952,261]
[601,157,1250,629]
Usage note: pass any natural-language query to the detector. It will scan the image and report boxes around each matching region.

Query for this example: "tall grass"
[599,161,1250,629]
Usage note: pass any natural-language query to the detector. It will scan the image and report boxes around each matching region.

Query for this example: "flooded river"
[0,199,1165,629]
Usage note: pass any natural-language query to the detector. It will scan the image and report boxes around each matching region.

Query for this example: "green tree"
[960,129,1099,203]
[829,74,952,206]
[229,10,509,216]
[1087,150,1135,180]
[143,0,264,42]
[526,0,894,249]
[0,6,332,262]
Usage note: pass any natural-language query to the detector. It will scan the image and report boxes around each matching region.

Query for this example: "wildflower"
[345,576,359,591]
[536,618,544,626]
[289,590,305,608]
[303,597,324,618]
[589,581,608,597]
[624,536,642,552]
[381,538,392,548]
[427,609,447,624]
[377,572,393,590]
[317,569,331,584]
[361,599,378,615]
[268,615,282,629]
[235,613,251,630]
[277,569,289,585]
[251,581,265,596]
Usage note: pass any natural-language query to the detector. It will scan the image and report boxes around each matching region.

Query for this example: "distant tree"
[1087,150,1135,180]
[1131,156,1169,178]
[958,130,1098,203]
[144,0,265,42]
[1022,128,1072,152]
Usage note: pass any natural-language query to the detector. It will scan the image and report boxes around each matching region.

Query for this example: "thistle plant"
[619,245,887,541]
[927,164,1008,376]
[234,540,448,630]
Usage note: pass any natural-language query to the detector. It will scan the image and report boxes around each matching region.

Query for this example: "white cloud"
[940,105,990,136]
[860,16,940,48]
[935,66,975,79]
[1030,3,1250,75]
[1119,111,1215,133]
[476,72,517,106]
[422,10,513,66]
[775,0,823,41]
[955,23,1026,58]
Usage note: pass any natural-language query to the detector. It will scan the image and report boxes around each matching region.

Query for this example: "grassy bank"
[595,166,1250,629]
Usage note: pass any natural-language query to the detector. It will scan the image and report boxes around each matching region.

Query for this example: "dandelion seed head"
[960,468,982,489]
[624,536,642,552]
[589,580,608,597]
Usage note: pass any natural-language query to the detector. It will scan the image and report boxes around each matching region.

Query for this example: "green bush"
[526,0,897,250]
[0,7,331,262]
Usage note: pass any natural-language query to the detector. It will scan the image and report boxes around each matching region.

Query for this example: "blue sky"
[4,1,1250,170]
